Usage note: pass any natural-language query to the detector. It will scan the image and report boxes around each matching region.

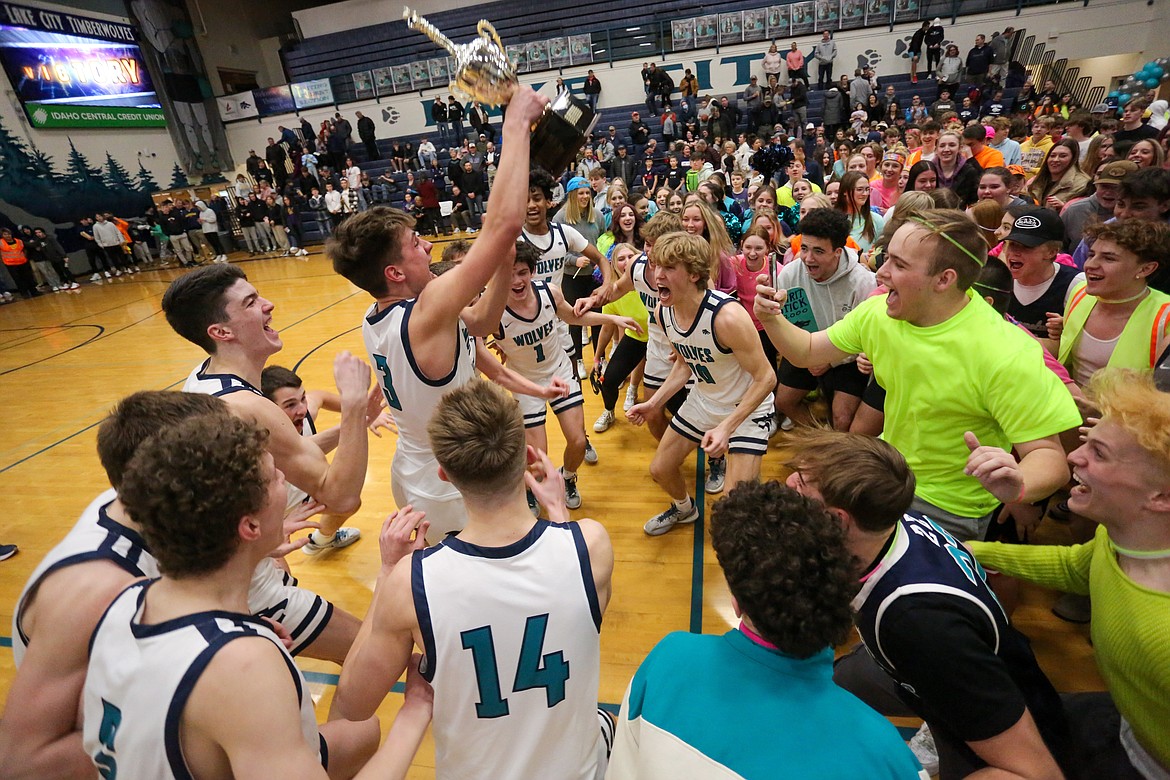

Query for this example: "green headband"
[909,216,986,267]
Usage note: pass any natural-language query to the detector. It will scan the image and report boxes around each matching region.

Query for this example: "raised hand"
[753,273,788,324]
[379,505,429,574]
[334,351,373,404]
[963,431,1024,505]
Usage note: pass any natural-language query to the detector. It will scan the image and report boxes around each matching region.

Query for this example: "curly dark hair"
[529,167,556,200]
[161,264,246,353]
[120,415,271,578]
[97,391,229,489]
[710,480,856,658]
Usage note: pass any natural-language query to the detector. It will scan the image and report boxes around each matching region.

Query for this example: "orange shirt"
[970,145,1005,170]
[1,238,27,266]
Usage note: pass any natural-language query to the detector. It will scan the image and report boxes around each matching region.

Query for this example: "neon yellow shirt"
[826,290,1081,517]
[971,526,1170,769]
[603,290,649,342]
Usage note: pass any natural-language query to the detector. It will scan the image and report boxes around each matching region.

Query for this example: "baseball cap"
[1090,103,1111,114]
[1095,159,1138,185]
[806,122,815,129]
[1007,164,1026,177]
[565,177,591,193]
[1005,208,1065,247]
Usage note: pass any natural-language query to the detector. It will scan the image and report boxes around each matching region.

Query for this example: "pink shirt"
[732,253,769,330]
[868,178,901,210]
[786,50,805,71]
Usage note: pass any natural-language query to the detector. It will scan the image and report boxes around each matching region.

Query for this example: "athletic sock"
[673,496,694,513]
[310,530,336,545]
[562,469,577,481]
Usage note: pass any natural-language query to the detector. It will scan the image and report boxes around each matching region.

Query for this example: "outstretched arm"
[754,276,849,367]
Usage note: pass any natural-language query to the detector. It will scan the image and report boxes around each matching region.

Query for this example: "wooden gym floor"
[0,242,1102,777]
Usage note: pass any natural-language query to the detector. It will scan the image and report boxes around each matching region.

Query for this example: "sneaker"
[577,359,587,381]
[113,269,122,277]
[643,502,699,536]
[298,249,309,256]
[909,724,939,776]
[51,286,60,292]
[103,271,112,279]
[584,440,598,464]
[705,456,726,494]
[594,409,615,432]
[302,527,362,555]
[780,416,795,431]
[562,469,582,510]
[623,385,638,412]
[527,489,540,517]
[69,282,80,289]
[90,273,101,282]
[0,543,18,562]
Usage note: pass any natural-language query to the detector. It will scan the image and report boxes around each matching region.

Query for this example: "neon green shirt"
[826,290,1081,518]
[603,290,649,342]
[971,526,1170,769]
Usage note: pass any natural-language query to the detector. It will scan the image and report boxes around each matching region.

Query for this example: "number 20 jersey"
[412,520,603,780]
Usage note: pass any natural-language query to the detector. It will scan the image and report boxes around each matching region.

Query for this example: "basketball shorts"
[518,355,583,428]
[777,358,869,398]
[641,333,675,389]
[391,452,468,545]
[248,559,333,656]
[670,391,775,455]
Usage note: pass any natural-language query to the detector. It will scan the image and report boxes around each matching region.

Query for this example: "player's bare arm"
[577,518,614,615]
[706,304,776,445]
[551,283,642,335]
[460,247,516,337]
[0,562,139,780]
[477,340,571,400]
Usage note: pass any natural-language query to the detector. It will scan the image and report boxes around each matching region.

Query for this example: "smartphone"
[769,251,781,291]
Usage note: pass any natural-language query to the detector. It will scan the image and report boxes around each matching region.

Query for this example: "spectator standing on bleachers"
[966,35,993,89]
[416,172,443,236]
[458,159,487,223]
[925,18,946,78]
[629,112,651,155]
[680,68,698,101]
[332,111,352,150]
[612,145,637,185]
[431,96,449,145]
[762,42,783,84]
[583,70,602,113]
[326,130,346,173]
[265,138,288,188]
[641,63,654,112]
[356,112,379,161]
[447,96,465,142]
[324,182,344,232]
[988,28,1014,85]
[596,133,615,172]
[937,47,964,102]
[785,42,806,83]
[744,77,764,131]
[813,31,838,91]
[299,117,315,146]
[823,86,848,139]
[849,69,873,111]
[245,149,262,178]
[468,103,492,142]
[308,187,329,236]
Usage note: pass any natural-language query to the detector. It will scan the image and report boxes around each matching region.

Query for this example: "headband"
[910,216,986,267]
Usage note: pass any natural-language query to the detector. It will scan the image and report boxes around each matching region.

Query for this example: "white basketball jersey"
[497,281,567,379]
[413,520,603,780]
[363,298,477,500]
[629,253,673,367]
[12,490,157,666]
[285,410,317,509]
[83,581,320,780]
[521,222,588,286]
[660,290,754,408]
[182,358,263,398]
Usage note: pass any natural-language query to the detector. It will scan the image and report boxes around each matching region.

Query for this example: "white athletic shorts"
[248,559,332,656]
[518,354,584,428]
[670,391,775,456]
[392,453,468,545]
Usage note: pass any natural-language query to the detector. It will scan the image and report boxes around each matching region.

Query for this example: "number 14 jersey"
[412,519,604,780]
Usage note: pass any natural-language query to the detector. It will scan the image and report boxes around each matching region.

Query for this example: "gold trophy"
[404,6,597,175]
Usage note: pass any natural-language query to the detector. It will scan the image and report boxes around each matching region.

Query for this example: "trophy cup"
[403,7,597,176]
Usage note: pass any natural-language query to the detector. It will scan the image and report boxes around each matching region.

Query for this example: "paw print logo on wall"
[857,49,882,70]
[381,107,401,125]
[893,35,914,59]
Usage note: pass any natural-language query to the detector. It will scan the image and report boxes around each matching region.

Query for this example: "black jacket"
[583,76,601,95]
[431,100,448,122]
[357,115,376,141]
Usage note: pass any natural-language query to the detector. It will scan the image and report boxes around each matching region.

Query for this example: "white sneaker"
[594,409,615,432]
[103,272,112,279]
[299,249,309,256]
[644,502,699,536]
[562,469,582,510]
[705,456,726,494]
[302,527,362,555]
[113,269,122,277]
[90,273,101,282]
[623,385,638,412]
[909,724,939,776]
[583,440,598,464]
[51,286,60,292]
[781,416,795,431]
[577,359,587,380]
[69,282,80,290]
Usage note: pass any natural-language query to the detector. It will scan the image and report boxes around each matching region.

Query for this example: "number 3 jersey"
[412,520,604,780]
[83,581,321,780]
[363,298,477,501]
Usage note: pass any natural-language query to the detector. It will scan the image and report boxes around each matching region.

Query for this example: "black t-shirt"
[1113,123,1160,144]
[1008,263,1081,338]
[664,166,685,190]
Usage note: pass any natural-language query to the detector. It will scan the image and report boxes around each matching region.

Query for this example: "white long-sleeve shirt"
[324,190,343,214]
[92,220,124,248]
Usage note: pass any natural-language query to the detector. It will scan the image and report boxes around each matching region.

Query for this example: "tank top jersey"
[658,289,753,408]
[83,581,321,780]
[521,222,588,285]
[1008,263,1081,338]
[363,298,477,499]
[182,358,262,398]
[12,489,157,666]
[853,511,1069,753]
[413,520,603,780]
[496,281,570,379]
[629,253,672,362]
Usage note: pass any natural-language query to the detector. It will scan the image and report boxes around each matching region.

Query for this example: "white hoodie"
[197,202,218,233]
[775,248,876,365]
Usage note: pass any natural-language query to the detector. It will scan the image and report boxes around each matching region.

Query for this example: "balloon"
[1119,93,1132,105]
[1108,90,1119,99]
[1145,77,1159,88]
[1149,65,1165,79]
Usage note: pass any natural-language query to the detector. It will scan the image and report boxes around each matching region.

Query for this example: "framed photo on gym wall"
[719,12,743,45]
[569,35,593,65]
[373,67,394,95]
[695,15,718,47]
[840,0,865,29]
[506,44,528,73]
[409,61,431,89]
[767,5,790,38]
[548,36,570,68]
[671,18,695,51]
[814,0,839,32]
[526,40,549,71]
[743,9,768,41]
[391,64,412,93]
[865,0,892,25]
[790,2,815,34]
[352,70,374,99]
[893,0,920,23]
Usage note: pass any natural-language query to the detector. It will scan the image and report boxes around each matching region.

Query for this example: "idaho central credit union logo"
[1014,214,1042,230]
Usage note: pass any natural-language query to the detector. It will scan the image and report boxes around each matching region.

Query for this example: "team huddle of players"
[1,82,1166,780]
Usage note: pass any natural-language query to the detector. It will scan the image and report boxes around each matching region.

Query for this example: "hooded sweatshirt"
[775,248,877,365]
[197,201,218,233]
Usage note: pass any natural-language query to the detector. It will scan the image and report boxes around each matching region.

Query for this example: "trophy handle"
[477,19,504,52]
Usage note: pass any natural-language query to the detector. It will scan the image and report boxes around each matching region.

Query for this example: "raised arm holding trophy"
[404,6,597,175]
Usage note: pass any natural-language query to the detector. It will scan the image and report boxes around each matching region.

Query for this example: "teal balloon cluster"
[1108,57,1169,107]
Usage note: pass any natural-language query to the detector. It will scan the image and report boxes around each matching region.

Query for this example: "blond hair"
[650,232,713,290]
[428,378,527,497]
[1090,370,1170,475]
[643,211,683,242]
[910,208,987,290]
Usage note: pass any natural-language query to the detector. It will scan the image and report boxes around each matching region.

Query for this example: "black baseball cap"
[1005,208,1065,247]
